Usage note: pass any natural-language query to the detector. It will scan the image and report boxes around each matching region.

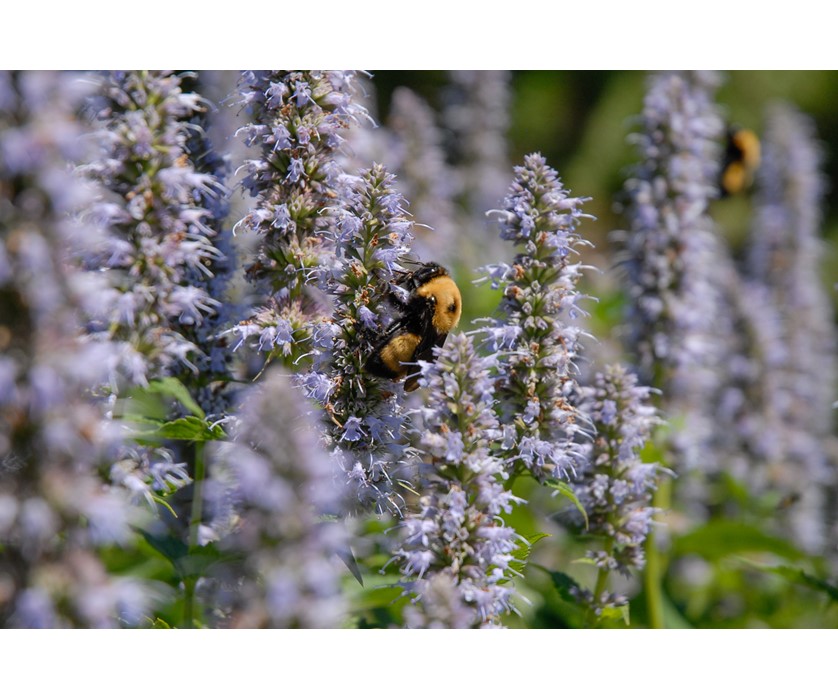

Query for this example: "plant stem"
[183,578,195,630]
[644,474,670,629]
[183,441,206,629]
[586,555,611,628]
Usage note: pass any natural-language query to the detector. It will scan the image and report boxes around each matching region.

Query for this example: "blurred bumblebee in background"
[720,126,761,197]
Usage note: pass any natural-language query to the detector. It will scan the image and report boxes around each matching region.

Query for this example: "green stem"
[183,441,206,629]
[644,474,670,629]
[183,578,195,630]
[586,551,612,628]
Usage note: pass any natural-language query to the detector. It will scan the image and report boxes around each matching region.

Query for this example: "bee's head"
[413,263,462,335]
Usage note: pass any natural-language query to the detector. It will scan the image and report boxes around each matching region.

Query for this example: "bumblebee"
[719,126,761,197]
[365,262,462,392]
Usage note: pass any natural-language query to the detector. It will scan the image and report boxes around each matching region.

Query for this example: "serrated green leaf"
[120,413,166,428]
[545,478,588,529]
[132,416,225,442]
[158,416,224,441]
[745,562,838,603]
[672,519,806,562]
[532,564,582,604]
[509,532,551,575]
[525,532,550,547]
[145,377,205,419]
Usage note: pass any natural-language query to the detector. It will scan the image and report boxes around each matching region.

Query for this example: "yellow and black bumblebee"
[365,261,462,392]
[719,126,761,197]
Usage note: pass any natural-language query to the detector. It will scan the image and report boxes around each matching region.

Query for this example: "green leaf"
[158,416,225,441]
[745,562,838,603]
[599,603,630,626]
[145,377,205,419]
[509,532,551,575]
[570,557,598,567]
[661,593,694,629]
[114,391,168,423]
[544,479,588,529]
[134,528,237,580]
[135,528,188,570]
[133,416,226,443]
[337,545,364,587]
[716,471,753,510]
[525,532,550,547]
[150,494,179,519]
[178,542,235,579]
[672,519,807,563]
[533,564,583,604]
[120,413,165,428]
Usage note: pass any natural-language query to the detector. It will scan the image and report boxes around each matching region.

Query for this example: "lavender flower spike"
[306,163,415,515]
[745,103,837,552]
[230,71,369,365]
[397,333,523,628]
[445,71,511,256]
[387,87,458,260]
[80,70,232,392]
[210,369,348,628]
[0,71,150,627]
[571,365,663,615]
[617,70,731,473]
[480,152,594,483]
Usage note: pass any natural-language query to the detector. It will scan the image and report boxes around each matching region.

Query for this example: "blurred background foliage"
[372,70,838,273]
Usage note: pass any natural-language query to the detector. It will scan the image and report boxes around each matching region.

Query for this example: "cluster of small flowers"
[444,71,511,242]
[229,71,369,365]
[714,277,789,487]
[571,365,662,612]
[385,87,458,260]
[22,68,838,631]
[618,70,732,473]
[177,73,238,417]
[748,104,836,464]
[741,103,837,551]
[397,333,522,628]
[480,152,593,483]
[208,369,348,628]
[79,70,230,389]
[620,73,837,557]
[305,164,416,515]
[0,71,150,627]
[75,70,240,517]
[343,72,511,269]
